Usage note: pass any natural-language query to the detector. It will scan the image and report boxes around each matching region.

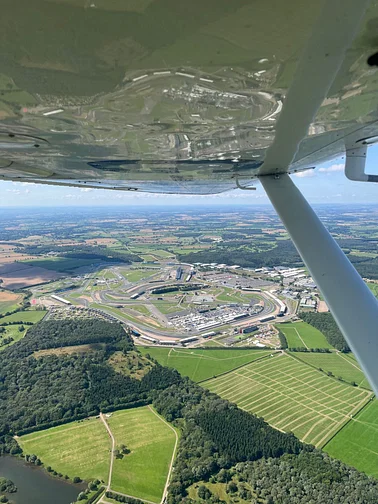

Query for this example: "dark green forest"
[9,319,132,357]
[190,451,378,504]
[17,244,141,265]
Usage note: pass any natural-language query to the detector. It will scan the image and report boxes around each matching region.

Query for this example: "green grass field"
[151,249,175,258]
[101,269,117,280]
[0,311,46,350]
[141,255,157,262]
[24,257,99,272]
[18,406,178,503]
[204,353,371,447]
[0,301,21,315]
[367,282,378,298]
[108,406,177,503]
[152,301,180,314]
[120,269,151,283]
[138,347,271,382]
[201,339,225,348]
[325,399,378,478]
[19,418,111,482]
[277,321,332,349]
[291,352,370,389]
[0,292,23,315]
[188,480,255,503]
[128,304,150,316]
[216,288,246,304]
[0,324,29,350]
[0,310,46,324]
[105,307,167,330]
[215,288,260,305]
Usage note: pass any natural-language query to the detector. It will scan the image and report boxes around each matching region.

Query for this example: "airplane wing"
[0,0,378,193]
[2,0,378,394]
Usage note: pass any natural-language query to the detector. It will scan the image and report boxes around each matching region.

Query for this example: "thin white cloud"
[5,188,30,196]
[294,170,316,178]
[318,163,344,173]
[63,194,80,199]
[80,188,94,192]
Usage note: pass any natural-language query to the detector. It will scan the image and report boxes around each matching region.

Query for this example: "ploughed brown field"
[0,291,22,303]
[0,262,64,289]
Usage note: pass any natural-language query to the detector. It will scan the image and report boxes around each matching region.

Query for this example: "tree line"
[289,347,332,353]
[105,492,144,503]
[277,328,287,349]
[16,244,142,264]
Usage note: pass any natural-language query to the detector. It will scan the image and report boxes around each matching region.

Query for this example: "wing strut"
[260,173,378,395]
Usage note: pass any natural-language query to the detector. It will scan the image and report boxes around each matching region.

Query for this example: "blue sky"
[1,149,378,207]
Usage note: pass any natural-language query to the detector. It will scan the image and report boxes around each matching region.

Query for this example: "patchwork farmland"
[204,353,372,447]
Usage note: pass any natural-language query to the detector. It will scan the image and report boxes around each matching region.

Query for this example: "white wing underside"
[0,0,378,193]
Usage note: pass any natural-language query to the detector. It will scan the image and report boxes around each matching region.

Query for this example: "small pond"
[0,456,82,504]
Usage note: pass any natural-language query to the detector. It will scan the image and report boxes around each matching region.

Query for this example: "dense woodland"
[188,452,378,504]
[299,312,349,352]
[350,257,378,279]
[339,239,378,279]
[14,319,133,357]
[16,244,141,264]
[235,451,378,504]
[179,240,302,269]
